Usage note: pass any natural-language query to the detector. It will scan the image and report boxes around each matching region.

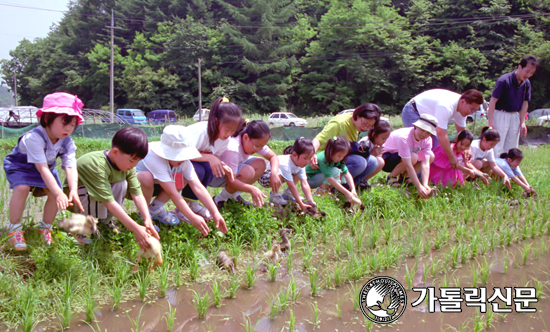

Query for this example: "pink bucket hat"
[37,92,85,124]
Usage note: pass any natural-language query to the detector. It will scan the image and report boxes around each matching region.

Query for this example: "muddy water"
[37,239,550,332]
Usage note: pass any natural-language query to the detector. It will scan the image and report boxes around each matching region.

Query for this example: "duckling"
[133,236,163,273]
[58,214,101,238]
[264,244,282,264]
[302,199,326,218]
[276,228,292,252]
[216,251,236,274]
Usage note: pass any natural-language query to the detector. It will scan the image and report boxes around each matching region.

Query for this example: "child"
[70,127,159,249]
[429,130,478,187]
[136,126,227,236]
[258,137,316,211]
[469,126,511,188]
[211,120,281,208]
[355,120,392,189]
[4,92,85,251]
[178,97,241,221]
[495,148,536,196]
[382,113,436,199]
[305,136,359,203]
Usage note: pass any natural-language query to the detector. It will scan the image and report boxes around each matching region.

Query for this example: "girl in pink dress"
[430,130,477,187]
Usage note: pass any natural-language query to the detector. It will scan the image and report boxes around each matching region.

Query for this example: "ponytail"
[207,97,242,145]
[480,126,500,142]
[292,137,314,155]
[500,148,523,160]
[324,136,351,163]
[232,120,271,140]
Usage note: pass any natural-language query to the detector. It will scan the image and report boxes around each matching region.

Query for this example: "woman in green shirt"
[310,103,382,189]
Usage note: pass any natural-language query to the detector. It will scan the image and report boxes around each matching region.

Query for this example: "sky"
[0,0,70,62]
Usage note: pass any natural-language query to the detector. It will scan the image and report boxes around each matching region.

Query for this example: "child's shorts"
[209,158,257,188]
[72,181,127,219]
[258,170,271,188]
[382,152,401,173]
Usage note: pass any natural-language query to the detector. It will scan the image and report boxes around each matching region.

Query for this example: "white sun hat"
[413,113,438,136]
[149,125,201,161]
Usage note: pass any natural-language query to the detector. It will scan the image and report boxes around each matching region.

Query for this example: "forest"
[1,0,549,116]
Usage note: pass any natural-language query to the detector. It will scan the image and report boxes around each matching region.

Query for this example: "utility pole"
[106,9,121,122]
[198,58,202,121]
[13,73,17,107]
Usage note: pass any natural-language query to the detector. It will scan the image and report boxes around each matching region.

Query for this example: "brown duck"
[216,251,236,274]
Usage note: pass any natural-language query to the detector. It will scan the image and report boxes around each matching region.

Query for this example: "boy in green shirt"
[69,127,159,249]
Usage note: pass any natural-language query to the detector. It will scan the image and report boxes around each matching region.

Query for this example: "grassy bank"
[0,138,548,330]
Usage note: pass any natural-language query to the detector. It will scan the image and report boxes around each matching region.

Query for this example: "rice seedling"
[310,268,320,297]
[451,245,461,268]
[333,264,343,287]
[287,247,293,271]
[126,305,145,332]
[336,301,342,318]
[461,245,471,263]
[288,309,295,332]
[278,286,290,311]
[267,262,279,282]
[368,251,380,272]
[109,280,124,311]
[245,263,257,289]
[192,289,210,319]
[431,259,440,277]
[250,230,262,252]
[503,253,509,274]
[367,225,380,249]
[441,273,448,288]
[136,270,152,302]
[242,313,259,332]
[228,274,241,299]
[522,244,532,265]
[422,263,428,284]
[423,239,432,255]
[268,294,280,319]
[383,222,393,244]
[348,283,361,311]
[478,257,492,284]
[230,234,244,264]
[530,277,545,299]
[189,253,200,281]
[409,235,423,258]
[307,301,320,328]
[405,265,414,289]
[471,265,478,287]
[212,279,224,307]
[57,297,72,329]
[288,276,299,303]
[452,275,461,288]
[344,237,354,257]
[173,259,182,288]
[486,305,494,329]
[164,303,177,331]
[366,317,374,332]
[85,275,97,322]
[159,263,170,297]
[473,310,484,332]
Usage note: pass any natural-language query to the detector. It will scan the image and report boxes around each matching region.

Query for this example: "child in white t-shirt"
[469,126,510,188]
[136,126,226,236]
[258,137,316,210]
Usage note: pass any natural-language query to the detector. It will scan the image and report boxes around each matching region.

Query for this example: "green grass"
[1,139,550,329]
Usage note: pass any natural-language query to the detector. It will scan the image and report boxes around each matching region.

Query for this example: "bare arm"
[265,150,282,193]
[35,163,69,210]
[300,179,315,204]
[104,199,158,250]
[488,96,498,128]
[488,162,511,189]
[64,166,84,212]
[309,138,321,169]
[189,180,227,234]
[519,101,529,137]
[403,158,430,199]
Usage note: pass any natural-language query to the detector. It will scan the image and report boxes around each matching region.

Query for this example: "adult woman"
[310,103,381,189]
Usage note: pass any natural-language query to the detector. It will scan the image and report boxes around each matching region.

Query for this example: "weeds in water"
[189,253,200,281]
[310,269,320,297]
[212,279,224,307]
[159,264,170,297]
[137,270,152,302]
[164,303,177,331]
[228,274,241,298]
[57,297,72,329]
[192,289,210,319]
[126,305,145,332]
[245,263,257,289]
[267,262,278,282]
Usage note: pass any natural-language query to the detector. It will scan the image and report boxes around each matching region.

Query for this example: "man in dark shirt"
[488,55,538,157]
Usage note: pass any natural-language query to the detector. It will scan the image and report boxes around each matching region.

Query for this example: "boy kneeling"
[67,127,159,249]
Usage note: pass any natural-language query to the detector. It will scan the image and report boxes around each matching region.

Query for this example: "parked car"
[116,109,147,124]
[147,110,177,124]
[536,115,550,126]
[193,108,210,122]
[268,112,307,127]
[529,108,550,119]
[466,109,486,123]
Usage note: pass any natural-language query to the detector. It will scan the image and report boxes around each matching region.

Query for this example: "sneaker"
[281,188,298,202]
[8,230,27,251]
[149,206,180,226]
[213,196,226,211]
[188,201,213,220]
[75,234,93,245]
[38,229,53,246]
[269,192,288,205]
[233,195,253,207]
[357,179,372,192]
